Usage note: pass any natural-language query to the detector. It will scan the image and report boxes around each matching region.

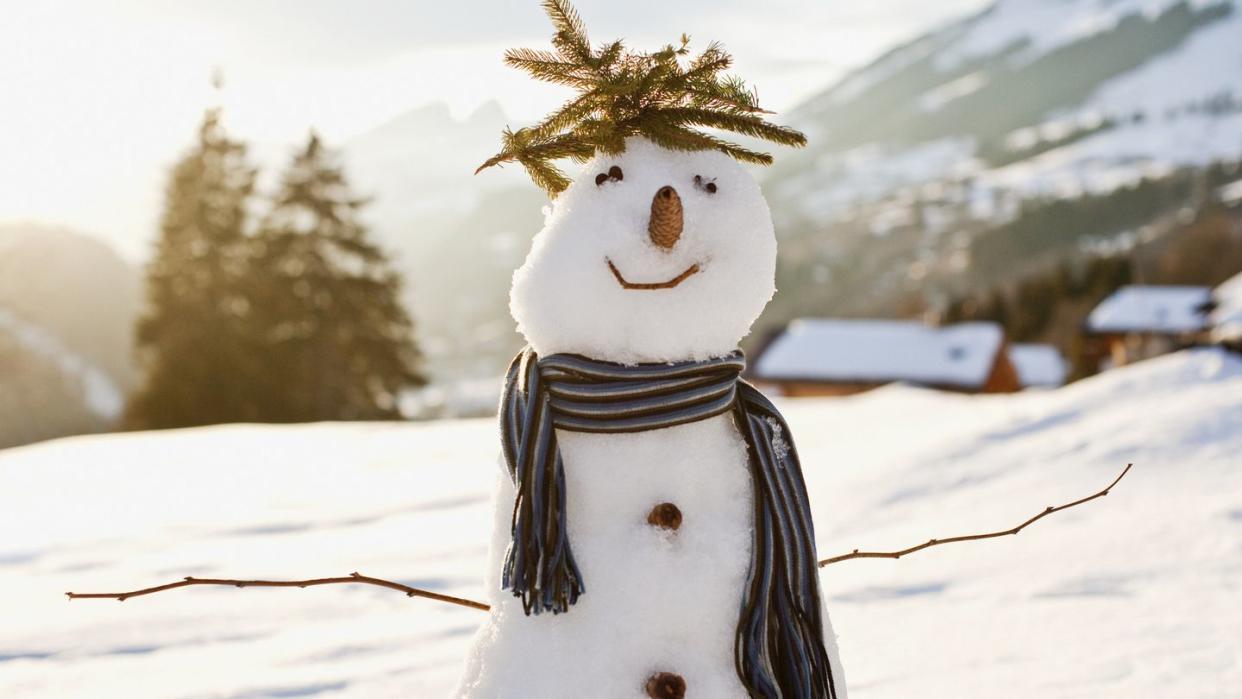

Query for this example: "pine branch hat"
[476,0,807,196]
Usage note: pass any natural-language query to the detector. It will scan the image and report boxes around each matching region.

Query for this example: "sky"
[0,0,989,262]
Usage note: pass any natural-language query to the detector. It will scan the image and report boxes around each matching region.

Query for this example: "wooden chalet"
[1085,285,1212,367]
[751,319,1021,396]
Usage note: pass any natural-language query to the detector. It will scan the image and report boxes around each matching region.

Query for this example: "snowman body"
[456,139,846,698]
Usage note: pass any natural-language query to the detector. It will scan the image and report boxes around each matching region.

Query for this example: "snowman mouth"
[606,258,700,290]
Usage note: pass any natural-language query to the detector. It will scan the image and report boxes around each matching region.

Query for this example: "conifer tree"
[248,133,424,421]
[476,0,806,195]
[127,109,260,428]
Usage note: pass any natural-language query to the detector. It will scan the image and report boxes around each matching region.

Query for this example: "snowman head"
[510,138,776,364]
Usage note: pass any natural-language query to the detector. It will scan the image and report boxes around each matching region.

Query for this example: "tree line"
[945,202,1242,380]
[126,110,424,429]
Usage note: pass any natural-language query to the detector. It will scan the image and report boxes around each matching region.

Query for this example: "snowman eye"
[694,175,718,194]
[595,166,624,187]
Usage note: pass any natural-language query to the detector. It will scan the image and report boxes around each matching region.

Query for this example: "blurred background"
[2,0,1240,445]
[2,1,1241,697]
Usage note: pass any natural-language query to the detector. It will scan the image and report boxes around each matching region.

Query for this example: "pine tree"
[127,109,260,428]
[476,0,806,195]
[247,133,424,421]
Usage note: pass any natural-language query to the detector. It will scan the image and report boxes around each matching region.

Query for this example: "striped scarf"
[499,348,838,699]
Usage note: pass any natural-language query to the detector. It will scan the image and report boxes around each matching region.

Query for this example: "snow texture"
[956,0,1242,200]
[1086,284,1212,333]
[980,110,1242,200]
[509,138,776,365]
[1220,179,1242,207]
[454,417,844,698]
[789,0,1242,225]
[1210,269,1242,341]
[933,0,1217,71]
[753,319,1005,390]
[1009,343,1068,388]
[917,71,990,113]
[1081,3,1242,121]
[462,138,847,697]
[781,138,977,223]
[1,348,1240,697]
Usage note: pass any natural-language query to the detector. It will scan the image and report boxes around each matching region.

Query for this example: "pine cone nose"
[648,186,683,250]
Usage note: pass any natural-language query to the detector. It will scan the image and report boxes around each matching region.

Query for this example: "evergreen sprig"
[476,0,806,195]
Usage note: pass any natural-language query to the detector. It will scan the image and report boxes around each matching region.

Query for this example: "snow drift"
[0,348,1239,698]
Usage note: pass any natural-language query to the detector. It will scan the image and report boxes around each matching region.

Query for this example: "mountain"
[779,0,1240,200]
[343,100,525,262]
[0,224,140,387]
[0,224,138,446]
[340,102,545,396]
[321,1,1242,399]
[758,0,1242,335]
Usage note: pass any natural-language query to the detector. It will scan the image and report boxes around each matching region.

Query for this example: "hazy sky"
[0,0,988,261]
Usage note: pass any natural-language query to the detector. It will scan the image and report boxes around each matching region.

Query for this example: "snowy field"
[1,348,1239,698]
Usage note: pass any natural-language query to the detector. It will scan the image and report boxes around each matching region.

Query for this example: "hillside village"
[754,267,1242,396]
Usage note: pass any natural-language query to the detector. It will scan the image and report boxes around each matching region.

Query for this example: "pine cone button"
[645,672,686,699]
[647,502,682,531]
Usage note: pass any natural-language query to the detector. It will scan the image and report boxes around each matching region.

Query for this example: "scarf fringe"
[498,348,837,698]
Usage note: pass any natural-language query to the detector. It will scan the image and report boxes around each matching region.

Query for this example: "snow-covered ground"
[1,348,1239,698]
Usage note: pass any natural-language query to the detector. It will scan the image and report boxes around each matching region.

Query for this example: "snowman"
[457,3,845,697]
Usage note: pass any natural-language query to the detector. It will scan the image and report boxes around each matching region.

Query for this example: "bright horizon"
[0,0,988,262]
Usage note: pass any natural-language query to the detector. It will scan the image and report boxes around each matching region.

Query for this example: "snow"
[917,71,990,112]
[453,415,845,698]
[1086,284,1213,334]
[1220,178,1242,206]
[2,348,1240,697]
[463,139,848,697]
[509,138,776,364]
[969,0,1242,200]
[781,138,978,222]
[784,0,1242,225]
[0,307,123,420]
[980,110,1242,200]
[825,37,943,108]
[1009,343,1068,388]
[753,319,1005,390]
[1210,269,1242,341]
[1081,4,1242,123]
[933,0,1217,71]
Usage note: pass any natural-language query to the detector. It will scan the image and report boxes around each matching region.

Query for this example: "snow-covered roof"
[1217,179,1242,207]
[1086,285,1212,334]
[1009,343,1067,388]
[1211,270,1242,342]
[753,319,1005,389]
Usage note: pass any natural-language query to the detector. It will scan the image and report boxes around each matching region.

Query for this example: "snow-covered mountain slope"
[0,224,139,389]
[2,348,1238,698]
[0,308,122,420]
[329,102,542,390]
[341,100,523,259]
[778,0,1242,215]
[0,224,137,446]
[750,0,1242,337]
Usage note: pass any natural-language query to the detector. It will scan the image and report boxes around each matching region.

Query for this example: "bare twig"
[68,465,1132,607]
[66,571,490,611]
[607,258,700,290]
[819,463,1132,567]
